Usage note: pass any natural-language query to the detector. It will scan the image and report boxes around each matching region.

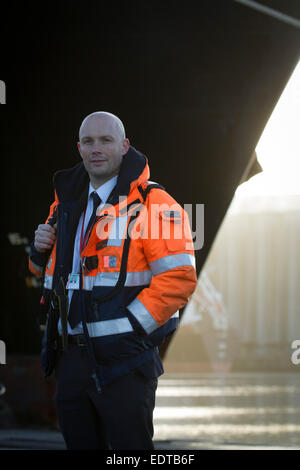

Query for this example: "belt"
[58,334,87,348]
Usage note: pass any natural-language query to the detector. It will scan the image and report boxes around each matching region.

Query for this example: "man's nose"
[91,145,103,154]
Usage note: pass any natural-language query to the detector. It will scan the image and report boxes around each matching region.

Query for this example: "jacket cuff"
[125,307,148,337]
[29,241,50,272]
[126,298,160,335]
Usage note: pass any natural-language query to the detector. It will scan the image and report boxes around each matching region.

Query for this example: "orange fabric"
[45,241,57,276]
[29,161,197,330]
[28,258,44,277]
[82,184,197,328]
[45,190,59,224]
[134,187,197,326]
[28,191,59,276]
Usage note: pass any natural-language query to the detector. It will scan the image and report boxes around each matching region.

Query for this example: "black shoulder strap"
[90,183,166,303]
[137,182,166,203]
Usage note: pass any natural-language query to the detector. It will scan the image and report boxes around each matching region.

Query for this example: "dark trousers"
[54,344,158,450]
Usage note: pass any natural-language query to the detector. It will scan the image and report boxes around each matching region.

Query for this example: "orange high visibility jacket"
[29,146,197,385]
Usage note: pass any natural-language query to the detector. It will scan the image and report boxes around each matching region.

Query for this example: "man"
[29,111,197,450]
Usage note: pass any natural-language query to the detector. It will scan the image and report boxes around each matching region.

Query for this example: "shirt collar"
[88,175,118,204]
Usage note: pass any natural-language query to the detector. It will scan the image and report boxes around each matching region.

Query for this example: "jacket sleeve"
[28,191,59,277]
[126,188,198,335]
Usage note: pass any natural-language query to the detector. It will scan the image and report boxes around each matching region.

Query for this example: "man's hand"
[34,223,57,253]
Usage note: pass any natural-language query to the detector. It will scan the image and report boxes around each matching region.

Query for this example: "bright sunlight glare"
[236,60,300,197]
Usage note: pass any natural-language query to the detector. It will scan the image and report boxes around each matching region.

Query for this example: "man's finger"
[36,229,56,239]
[37,235,56,244]
[40,223,55,231]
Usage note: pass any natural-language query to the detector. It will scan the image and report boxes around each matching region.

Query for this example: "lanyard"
[79,204,105,254]
[79,208,87,254]
[80,208,98,254]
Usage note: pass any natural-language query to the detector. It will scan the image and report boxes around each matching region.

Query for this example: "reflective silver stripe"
[82,271,152,290]
[149,253,196,276]
[44,273,53,289]
[107,214,130,247]
[126,298,159,335]
[45,270,152,291]
[125,270,153,286]
[30,259,44,273]
[85,272,119,288]
[86,309,179,338]
[87,317,133,337]
[83,272,118,290]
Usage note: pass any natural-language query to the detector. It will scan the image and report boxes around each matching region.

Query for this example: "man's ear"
[122,138,130,155]
[77,141,83,159]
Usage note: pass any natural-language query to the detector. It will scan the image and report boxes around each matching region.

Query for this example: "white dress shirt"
[58,175,118,335]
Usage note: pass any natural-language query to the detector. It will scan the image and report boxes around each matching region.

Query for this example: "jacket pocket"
[159,210,187,252]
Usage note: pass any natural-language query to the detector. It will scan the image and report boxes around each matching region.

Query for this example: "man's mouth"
[90,158,107,165]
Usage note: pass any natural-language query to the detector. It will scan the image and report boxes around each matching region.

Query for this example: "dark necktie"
[68,191,101,329]
[81,191,101,252]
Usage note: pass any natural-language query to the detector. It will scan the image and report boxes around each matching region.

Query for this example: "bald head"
[77,111,130,189]
[79,111,126,141]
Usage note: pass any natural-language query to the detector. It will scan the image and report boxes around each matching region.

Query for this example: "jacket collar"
[53,145,150,204]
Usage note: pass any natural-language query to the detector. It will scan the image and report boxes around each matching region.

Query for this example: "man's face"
[77,116,130,187]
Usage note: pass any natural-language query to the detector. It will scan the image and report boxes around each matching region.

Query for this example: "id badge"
[66,273,80,290]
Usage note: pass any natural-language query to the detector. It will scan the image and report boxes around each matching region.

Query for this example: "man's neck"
[90,174,118,190]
